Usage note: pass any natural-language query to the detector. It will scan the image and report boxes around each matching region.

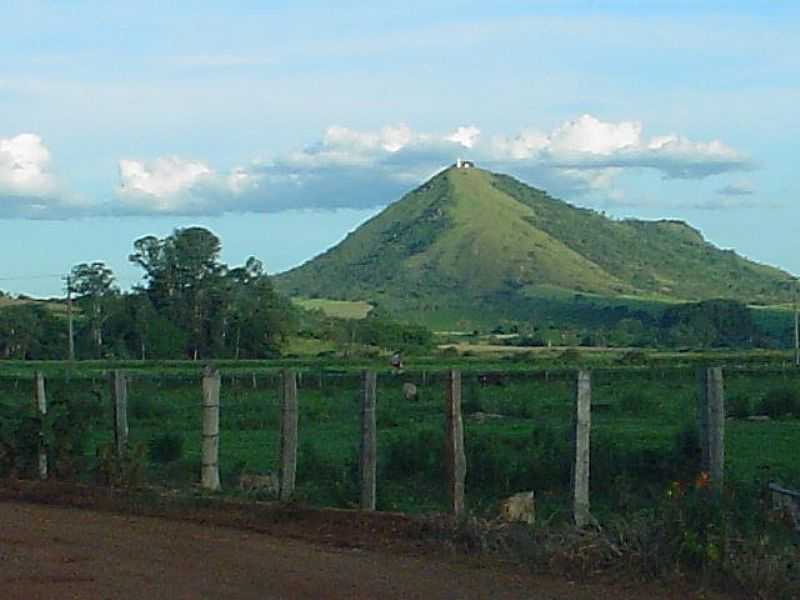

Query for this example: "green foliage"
[130,394,175,421]
[759,387,800,417]
[276,167,791,338]
[728,393,753,418]
[661,298,756,347]
[148,432,184,464]
[94,442,147,488]
[0,303,66,359]
[380,426,441,481]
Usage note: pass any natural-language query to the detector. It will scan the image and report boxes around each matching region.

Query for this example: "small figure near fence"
[390,352,403,372]
[478,373,506,387]
[498,491,535,525]
[239,472,279,498]
[402,382,417,401]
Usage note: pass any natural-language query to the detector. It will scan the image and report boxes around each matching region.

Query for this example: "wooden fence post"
[33,372,47,480]
[278,369,298,501]
[444,369,466,517]
[201,366,221,491]
[109,370,129,459]
[696,367,725,489]
[359,371,377,510]
[572,370,592,527]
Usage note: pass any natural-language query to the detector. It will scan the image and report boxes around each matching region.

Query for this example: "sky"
[1,1,798,297]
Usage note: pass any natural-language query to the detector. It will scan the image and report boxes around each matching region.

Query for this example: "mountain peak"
[276,168,790,325]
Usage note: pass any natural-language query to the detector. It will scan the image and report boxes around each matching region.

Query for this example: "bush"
[558,348,582,364]
[130,395,174,421]
[728,393,752,418]
[618,391,654,416]
[759,387,800,417]
[381,427,440,481]
[148,432,184,463]
[617,349,649,365]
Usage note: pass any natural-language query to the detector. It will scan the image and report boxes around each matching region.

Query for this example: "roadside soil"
[1,497,735,600]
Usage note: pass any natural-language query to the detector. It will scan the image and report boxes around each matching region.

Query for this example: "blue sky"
[1,1,798,297]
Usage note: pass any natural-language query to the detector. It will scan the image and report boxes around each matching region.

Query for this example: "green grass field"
[2,361,800,521]
[292,297,373,319]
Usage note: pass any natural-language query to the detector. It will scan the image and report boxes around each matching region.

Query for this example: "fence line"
[7,365,746,525]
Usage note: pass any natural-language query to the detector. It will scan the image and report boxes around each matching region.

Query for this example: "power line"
[0,274,65,282]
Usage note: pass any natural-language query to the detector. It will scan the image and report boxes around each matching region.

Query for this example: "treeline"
[501,299,789,350]
[0,228,294,360]
[0,227,435,361]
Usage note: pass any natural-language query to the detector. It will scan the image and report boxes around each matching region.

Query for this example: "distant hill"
[275,167,792,328]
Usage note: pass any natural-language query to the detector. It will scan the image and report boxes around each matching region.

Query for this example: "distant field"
[2,359,800,520]
[293,297,373,319]
[284,336,337,356]
[438,342,634,355]
[0,296,68,315]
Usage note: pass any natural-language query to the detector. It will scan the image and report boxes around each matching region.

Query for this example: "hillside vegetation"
[276,167,792,328]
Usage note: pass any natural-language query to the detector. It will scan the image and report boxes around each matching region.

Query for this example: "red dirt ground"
[0,500,734,600]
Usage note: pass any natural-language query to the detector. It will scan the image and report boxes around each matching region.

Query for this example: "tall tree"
[69,262,118,357]
[225,257,292,358]
[130,227,226,359]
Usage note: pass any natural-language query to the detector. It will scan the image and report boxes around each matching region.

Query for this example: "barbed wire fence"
[1,365,799,523]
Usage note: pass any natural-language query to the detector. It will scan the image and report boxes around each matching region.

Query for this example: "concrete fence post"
[201,366,221,491]
[278,369,298,501]
[359,371,377,510]
[109,370,129,459]
[696,367,725,489]
[444,369,466,517]
[572,370,592,527]
[33,372,47,480]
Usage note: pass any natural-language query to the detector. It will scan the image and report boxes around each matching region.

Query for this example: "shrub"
[617,349,649,365]
[381,426,440,481]
[148,432,184,463]
[130,394,174,421]
[728,393,752,418]
[618,391,654,416]
[462,382,483,414]
[558,348,582,363]
[759,387,799,417]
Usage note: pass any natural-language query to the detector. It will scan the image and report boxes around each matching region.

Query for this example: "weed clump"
[759,387,800,418]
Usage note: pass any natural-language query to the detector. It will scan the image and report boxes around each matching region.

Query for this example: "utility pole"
[64,274,75,361]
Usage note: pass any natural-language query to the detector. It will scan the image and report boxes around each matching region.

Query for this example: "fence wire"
[1,365,799,516]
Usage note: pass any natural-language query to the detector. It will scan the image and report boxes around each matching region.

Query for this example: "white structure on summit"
[455,158,475,169]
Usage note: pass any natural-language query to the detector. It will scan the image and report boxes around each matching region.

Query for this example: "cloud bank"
[116,157,260,215]
[0,115,758,217]
[0,134,69,217]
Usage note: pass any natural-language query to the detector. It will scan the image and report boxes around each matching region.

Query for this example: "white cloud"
[70,115,750,216]
[111,117,752,215]
[115,156,261,215]
[0,133,85,218]
[549,114,640,155]
[491,114,752,185]
[0,134,56,197]
[446,125,480,149]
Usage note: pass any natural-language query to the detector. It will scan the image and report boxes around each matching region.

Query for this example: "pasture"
[2,360,800,521]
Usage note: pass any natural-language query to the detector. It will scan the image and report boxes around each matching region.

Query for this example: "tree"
[0,304,65,360]
[130,227,225,359]
[70,262,118,357]
[225,257,293,358]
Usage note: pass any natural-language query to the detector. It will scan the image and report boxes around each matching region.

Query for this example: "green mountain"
[275,167,792,328]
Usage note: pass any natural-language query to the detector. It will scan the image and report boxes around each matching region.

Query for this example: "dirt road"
[1,501,729,599]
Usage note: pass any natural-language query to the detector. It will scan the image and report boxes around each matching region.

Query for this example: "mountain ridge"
[276,167,791,327]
